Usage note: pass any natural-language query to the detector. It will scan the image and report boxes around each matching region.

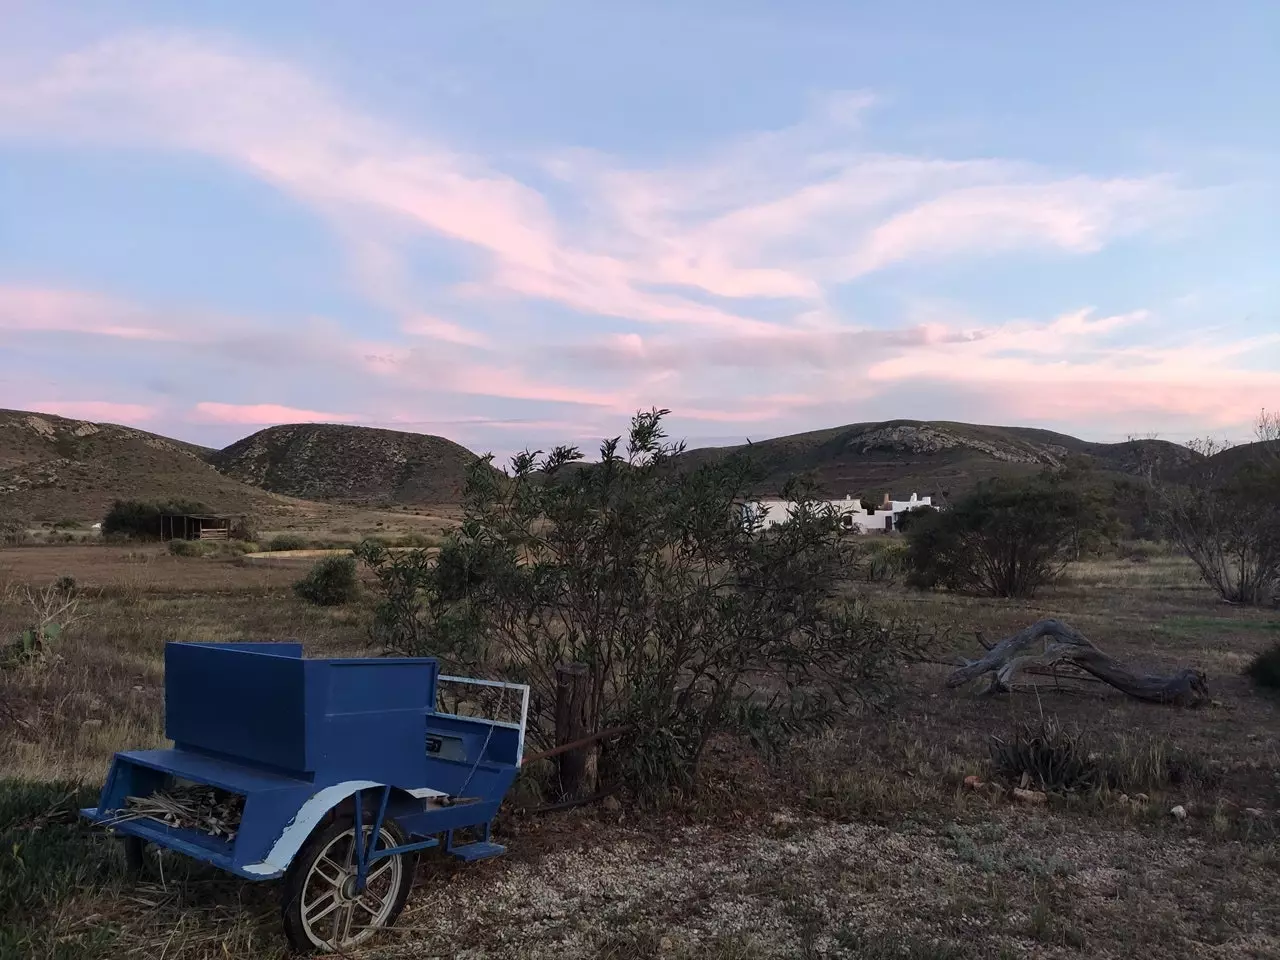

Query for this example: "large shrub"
[293,555,359,606]
[904,477,1094,598]
[357,409,936,799]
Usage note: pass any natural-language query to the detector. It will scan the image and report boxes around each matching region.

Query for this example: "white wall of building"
[742,492,934,534]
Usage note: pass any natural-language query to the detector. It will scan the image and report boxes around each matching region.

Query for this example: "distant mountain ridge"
[0,407,1214,522]
[208,423,483,505]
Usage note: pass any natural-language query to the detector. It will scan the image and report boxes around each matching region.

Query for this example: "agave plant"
[989,717,1100,792]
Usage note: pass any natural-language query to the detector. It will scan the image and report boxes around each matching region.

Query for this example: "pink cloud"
[400,314,489,347]
[24,400,158,422]
[0,286,181,340]
[192,402,361,425]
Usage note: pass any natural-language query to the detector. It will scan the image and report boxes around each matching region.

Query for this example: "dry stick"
[521,725,633,766]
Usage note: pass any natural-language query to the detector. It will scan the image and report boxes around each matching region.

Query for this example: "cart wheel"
[281,817,415,953]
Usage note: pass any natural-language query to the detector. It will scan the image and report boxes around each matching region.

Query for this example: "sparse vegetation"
[293,554,359,606]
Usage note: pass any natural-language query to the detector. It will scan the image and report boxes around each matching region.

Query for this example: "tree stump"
[946,619,1210,707]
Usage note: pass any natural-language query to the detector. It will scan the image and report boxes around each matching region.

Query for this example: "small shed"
[160,514,234,542]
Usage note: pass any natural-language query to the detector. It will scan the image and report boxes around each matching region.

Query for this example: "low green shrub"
[294,555,359,606]
[167,539,212,558]
[267,533,309,552]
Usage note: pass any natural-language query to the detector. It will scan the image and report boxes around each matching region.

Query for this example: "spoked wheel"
[281,818,416,953]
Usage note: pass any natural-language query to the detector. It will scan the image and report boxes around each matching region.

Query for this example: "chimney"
[882,492,891,508]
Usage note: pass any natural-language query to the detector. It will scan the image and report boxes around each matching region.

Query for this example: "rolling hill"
[208,423,483,505]
[1,408,1224,525]
[0,409,293,522]
[676,420,1200,501]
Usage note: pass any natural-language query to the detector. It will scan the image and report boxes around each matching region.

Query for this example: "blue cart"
[81,642,530,952]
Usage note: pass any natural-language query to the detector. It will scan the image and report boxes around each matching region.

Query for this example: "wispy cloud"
[21,400,158,422]
[191,402,361,425]
[0,286,183,340]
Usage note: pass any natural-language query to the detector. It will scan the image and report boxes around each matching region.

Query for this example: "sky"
[0,1,1277,461]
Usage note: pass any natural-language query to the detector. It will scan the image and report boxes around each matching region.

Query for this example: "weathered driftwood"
[946,619,1210,707]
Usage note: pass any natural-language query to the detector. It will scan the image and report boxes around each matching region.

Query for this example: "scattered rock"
[131,685,144,693]
[962,775,984,790]
[1118,793,1131,805]
[1171,805,1188,820]
[1013,788,1048,805]
[1135,793,1149,803]
[1244,808,1266,818]
[81,718,103,729]
[602,795,622,813]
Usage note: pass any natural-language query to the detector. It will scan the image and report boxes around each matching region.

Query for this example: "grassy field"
[1,541,1277,959]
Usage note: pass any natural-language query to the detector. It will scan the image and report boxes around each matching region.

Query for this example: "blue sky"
[0,1,1276,460]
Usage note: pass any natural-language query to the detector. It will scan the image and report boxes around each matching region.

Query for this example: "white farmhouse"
[741,492,934,535]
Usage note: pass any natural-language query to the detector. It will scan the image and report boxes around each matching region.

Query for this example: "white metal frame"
[436,676,532,767]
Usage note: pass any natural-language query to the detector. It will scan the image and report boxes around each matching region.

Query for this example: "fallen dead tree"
[946,618,1210,707]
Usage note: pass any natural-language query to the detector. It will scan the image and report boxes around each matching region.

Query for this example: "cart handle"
[437,676,531,766]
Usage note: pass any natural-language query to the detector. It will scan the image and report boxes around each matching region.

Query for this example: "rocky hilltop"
[0,409,281,521]
[678,419,1196,500]
[209,423,483,505]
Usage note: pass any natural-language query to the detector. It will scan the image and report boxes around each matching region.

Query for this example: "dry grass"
[2,547,1278,959]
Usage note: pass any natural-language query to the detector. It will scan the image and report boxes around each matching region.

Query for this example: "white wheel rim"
[300,825,403,951]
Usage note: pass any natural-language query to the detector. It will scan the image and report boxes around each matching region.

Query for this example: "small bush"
[268,533,309,552]
[167,539,212,558]
[0,519,29,546]
[862,539,908,582]
[294,555,359,606]
[1245,642,1280,692]
[52,576,77,596]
